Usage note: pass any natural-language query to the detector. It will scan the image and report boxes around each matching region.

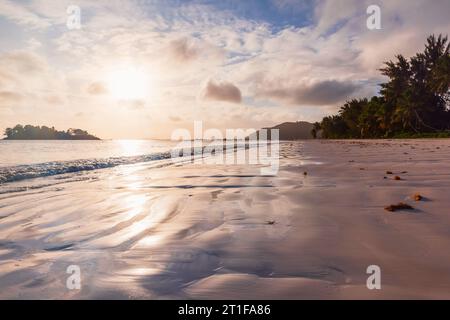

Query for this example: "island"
[3,125,101,140]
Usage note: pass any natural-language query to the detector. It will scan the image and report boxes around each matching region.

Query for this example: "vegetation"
[315,34,450,139]
[3,125,100,140]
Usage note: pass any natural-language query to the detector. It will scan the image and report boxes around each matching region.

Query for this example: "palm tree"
[311,122,321,138]
[318,34,449,138]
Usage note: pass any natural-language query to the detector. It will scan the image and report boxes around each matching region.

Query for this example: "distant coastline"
[3,125,100,140]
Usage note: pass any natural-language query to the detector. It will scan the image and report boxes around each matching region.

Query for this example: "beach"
[1,139,450,299]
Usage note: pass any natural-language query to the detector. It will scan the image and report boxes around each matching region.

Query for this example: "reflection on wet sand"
[1,141,450,299]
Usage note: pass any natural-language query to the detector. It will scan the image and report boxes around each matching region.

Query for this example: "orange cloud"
[87,82,108,95]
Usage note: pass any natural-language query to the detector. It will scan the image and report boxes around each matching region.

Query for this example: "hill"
[253,121,314,140]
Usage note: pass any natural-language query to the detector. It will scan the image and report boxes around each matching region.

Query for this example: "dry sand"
[1,139,450,299]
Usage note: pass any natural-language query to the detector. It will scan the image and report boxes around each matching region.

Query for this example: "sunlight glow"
[117,140,145,156]
[107,66,151,100]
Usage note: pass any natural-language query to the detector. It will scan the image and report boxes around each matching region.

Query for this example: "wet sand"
[1,140,450,299]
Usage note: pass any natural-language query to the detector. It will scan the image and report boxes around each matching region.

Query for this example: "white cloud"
[0,0,51,29]
[0,51,67,111]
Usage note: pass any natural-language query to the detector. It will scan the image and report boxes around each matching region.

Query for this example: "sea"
[0,140,180,184]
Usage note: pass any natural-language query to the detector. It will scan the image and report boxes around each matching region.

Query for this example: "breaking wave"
[0,151,175,184]
[0,142,253,184]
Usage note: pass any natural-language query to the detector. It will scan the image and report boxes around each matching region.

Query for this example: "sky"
[0,0,449,139]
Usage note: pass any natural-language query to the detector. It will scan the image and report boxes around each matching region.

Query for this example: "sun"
[107,66,151,100]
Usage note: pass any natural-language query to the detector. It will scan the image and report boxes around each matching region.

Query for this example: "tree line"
[3,124,100,140]
[312,34,450,139]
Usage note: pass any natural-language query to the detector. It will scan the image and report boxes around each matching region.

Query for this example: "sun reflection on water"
[117,140,145,157]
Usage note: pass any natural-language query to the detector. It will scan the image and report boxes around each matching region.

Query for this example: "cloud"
[257,80,361,106]
[169,115,182,122]
[203,80,242,104]
[0,50,67,113]
[0,0,51,29]
[45,95,64,105]
[27,38,42,50]
[1,51,47,74]
[168,38,199,63]
[87,82,108,95]
[0,91,22,107]
[0,71,15,88]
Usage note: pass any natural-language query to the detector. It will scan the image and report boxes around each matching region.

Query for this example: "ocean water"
[0,140,252,185]
[0,140,180,184]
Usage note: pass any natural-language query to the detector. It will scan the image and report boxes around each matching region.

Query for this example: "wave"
[0,151,175,184]
[0,143,253,185]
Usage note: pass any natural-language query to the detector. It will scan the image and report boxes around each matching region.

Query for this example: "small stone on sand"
[385,203,414,212]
